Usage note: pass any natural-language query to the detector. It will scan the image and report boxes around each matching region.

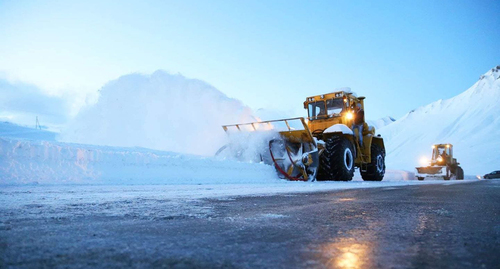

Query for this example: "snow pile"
[60,71,256,156]
[0,137,278,185]
[378,66,500,175]
[367,116,396,130]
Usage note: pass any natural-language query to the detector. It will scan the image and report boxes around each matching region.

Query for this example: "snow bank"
[0,137,278,185]
[60,71,256,156]
[379,66,500,175]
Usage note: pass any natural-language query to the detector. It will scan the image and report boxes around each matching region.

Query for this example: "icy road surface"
[1,180,497,268]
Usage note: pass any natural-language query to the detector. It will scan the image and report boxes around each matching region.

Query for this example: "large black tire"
[361,144,386,181]
[456,166,464,180]
[316,136,355,181]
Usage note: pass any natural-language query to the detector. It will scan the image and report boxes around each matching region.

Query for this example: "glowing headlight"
[437,156,443,162]
[345,112,353,120]
[419,157,428,166]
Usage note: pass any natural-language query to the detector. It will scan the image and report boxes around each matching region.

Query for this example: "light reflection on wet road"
[318,236,372,269]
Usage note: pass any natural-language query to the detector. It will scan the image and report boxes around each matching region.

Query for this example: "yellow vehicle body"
[303,91,384,165]
[416,144,464,180]
[221,90,386,181]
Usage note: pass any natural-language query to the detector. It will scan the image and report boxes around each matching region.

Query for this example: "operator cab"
[431,144,453,165]
[305,91,352,121]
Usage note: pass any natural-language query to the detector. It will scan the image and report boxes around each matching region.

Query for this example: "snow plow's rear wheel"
[417,177,424,181]
[316,136,354,181]
[361,144,386,181]
[269,139,318,181]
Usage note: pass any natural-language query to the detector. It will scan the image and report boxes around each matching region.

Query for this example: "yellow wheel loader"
[218,90,386,182]
[415,144,464,180]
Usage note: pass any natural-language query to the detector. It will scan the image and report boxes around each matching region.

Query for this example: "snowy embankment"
[0,134,419,186]
[0,136,278,185]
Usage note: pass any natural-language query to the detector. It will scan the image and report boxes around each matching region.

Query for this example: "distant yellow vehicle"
[416,144,464,180]
[219,90,386,182]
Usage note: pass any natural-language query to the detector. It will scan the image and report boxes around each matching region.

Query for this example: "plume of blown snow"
[60,71,256,156]
[378,66,500,175]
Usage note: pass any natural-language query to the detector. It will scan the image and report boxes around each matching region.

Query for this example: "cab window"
[308,101,326,119]
[326,98,344,115]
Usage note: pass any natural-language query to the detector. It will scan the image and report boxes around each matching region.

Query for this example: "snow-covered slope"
[379,66,500,175]
[367,116,396,130]
[0,121,56,141]
[60,71,256,156]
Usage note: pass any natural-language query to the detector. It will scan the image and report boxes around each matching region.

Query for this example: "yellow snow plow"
[416,144,464,180]
[218,90,386,182]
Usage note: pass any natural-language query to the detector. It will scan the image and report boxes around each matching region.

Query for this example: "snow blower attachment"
[415,144,464,180]
[219,118,320,181]
[218,90,386,182]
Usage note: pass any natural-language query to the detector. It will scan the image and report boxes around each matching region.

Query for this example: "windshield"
[326,98,344,115]
[308,101,326,119]
[433,146,450,161]
[308,99,345,120]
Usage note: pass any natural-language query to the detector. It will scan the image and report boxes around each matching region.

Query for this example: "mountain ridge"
[379,65,500,175]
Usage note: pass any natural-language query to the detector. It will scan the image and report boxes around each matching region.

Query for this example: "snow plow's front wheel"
[316,136,355,181]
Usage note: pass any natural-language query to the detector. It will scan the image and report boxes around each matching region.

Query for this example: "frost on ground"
[0,180,474,227]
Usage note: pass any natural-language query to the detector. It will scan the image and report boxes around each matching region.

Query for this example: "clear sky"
[1,0,499,120]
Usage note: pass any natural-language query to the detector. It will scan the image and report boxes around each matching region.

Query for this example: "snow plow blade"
[416,166,443,175]
[219,117,319,181]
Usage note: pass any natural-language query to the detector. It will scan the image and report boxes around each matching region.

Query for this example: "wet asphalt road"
[1,180,500,269]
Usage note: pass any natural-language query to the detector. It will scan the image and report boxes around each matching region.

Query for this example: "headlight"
[437,156,443,162]
[419,157,428,166]
[345,112,353,120]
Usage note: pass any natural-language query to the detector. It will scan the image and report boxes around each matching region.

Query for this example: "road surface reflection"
[316,231,374,269]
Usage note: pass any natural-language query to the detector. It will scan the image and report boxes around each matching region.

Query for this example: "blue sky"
[0,0,499,120]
